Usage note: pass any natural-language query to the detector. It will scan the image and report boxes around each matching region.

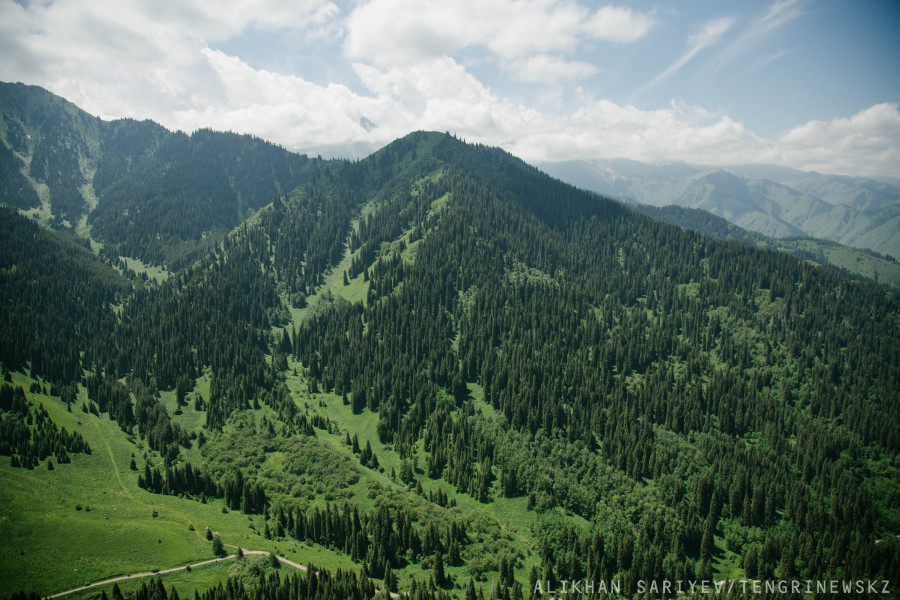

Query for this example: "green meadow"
[0,372,358,598]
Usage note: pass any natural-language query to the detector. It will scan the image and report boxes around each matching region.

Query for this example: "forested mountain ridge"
[0,81,322,270]
[1,93,900,599]
[539,157,900,262]
[2,79,894,283]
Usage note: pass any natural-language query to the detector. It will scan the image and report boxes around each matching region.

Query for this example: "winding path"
[46,549,306,599]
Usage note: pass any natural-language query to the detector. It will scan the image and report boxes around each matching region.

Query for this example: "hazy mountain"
[727,164,900,212]
[635,203,900,288]
[539,158,900,260]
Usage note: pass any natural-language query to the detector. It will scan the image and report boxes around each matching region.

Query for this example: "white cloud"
[343,0,469,66]
[510,100,900,177]
[511,55,598,84]
[346,58,900,177]
[0,0,340,122]
[172,49,397,149]
[639,16,735,93]
[774,103,900,175]
[508,99,764,166]
[711,0,805,74]
[351,57,540,144]
[343,0,656,67]
[583,6,657,44]
[0,0,895,177]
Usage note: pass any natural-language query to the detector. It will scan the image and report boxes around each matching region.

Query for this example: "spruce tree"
[433,550,446,587]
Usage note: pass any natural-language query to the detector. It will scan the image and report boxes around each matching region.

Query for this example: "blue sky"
[2,0,899,175]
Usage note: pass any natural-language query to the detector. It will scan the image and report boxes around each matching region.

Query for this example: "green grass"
[293,236,368,324]
[0,389,212,596]
[279,368,543,588]
[49,558,233,600]
[296,178,449,323]
[0,372,360,598]
[2,358,650,598]
[52,552,317,600]
[769,237,900,288]
[120,255,170,284]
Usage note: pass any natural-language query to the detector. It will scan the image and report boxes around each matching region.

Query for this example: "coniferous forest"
[1,82,899,599]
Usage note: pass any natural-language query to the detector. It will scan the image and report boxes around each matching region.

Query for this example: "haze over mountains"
[539,158,900,262]
[1,80,899,598]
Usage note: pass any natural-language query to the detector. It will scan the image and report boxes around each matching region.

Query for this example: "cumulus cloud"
[176,49,372,143]
[510,55,598,84]
[507,99,764,166]
[0,0,895,177]
[774,103,900,175]
[351,57,540,144]
[0,0,339,123]
[345,57,900,177]
[343,0,655,66]
[511,101,900,177]
[583,6,657,44]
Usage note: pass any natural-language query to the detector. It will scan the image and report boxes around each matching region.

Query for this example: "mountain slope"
[728,164,900,213]
[1,116,899,598]
[540,157,900,260]
[110,131,900,592]
[0,82,102,226]
[0,82,323,270]
[88,127,322,269]
[635,204,900,288]
[0,208,130,383]
[290,133,900,590]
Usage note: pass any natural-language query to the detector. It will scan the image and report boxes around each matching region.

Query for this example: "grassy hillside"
[0,369,368,598]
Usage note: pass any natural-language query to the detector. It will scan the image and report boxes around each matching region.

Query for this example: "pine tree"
[466,579,477,600]
[700,513,715,562]
[384,561,397,592]
[112,583,125,600]
[433,550,446,587]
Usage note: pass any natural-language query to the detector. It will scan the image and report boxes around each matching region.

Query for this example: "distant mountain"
[0,81,323,269]
[726,164,900,212]
[634,203,900,288]
[539,158,900,261]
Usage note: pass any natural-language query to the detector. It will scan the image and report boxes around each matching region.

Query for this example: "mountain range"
[1,81,899,599]
[539,158,900,262]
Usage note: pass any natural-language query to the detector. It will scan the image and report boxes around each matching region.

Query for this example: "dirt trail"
[46,549,304,599]
[46,547,405,600]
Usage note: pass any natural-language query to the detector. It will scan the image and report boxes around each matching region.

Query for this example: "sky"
[1,0,899,176]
